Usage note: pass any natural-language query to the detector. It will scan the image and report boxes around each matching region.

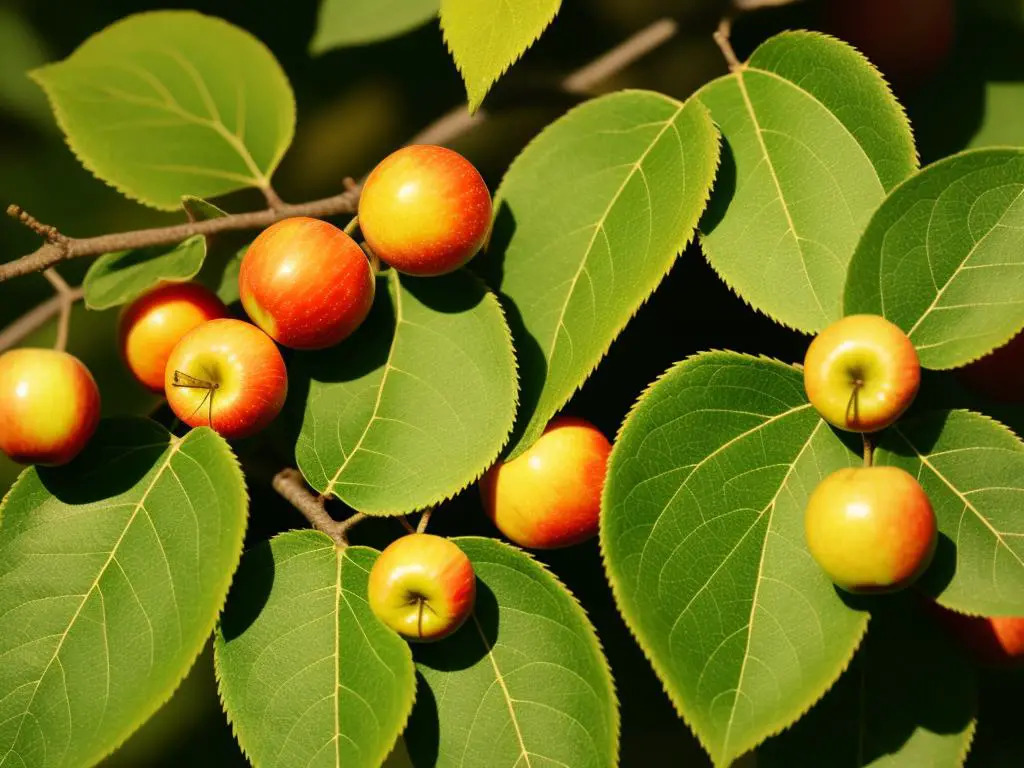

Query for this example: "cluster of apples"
[802,315,1024,666]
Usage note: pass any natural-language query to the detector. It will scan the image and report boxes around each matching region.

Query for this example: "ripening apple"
[823,0,955,88]
[164,318,287,440]
[119,282,228,393]
[933,607,1024,666]
[0,348,101,465]
[239,216,375,350]
[804,314,921,433]
[805,466,937,592]
[480,416,612,549]
[358,145,492,276]
[368,533,476,642]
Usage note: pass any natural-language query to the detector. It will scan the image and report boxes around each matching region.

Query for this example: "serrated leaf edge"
[29,9,296,212]
[213,531,417,768]
[440,0,561,112]
[599,351,869,765]
[494,90,722,460]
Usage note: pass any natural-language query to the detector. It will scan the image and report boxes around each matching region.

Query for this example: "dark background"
[2,0,1024,764]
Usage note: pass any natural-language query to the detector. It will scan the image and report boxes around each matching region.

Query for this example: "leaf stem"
[271,468,367,547]
[713,15,742,72]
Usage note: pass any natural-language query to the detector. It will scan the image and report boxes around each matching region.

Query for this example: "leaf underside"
[480,89,721,459]
[844,148,1024,369]
[31,10,295,210]
[601,351,869,766]
[293,270,518,515]
[697,30,918,333]
[311,0,439,53]
[405,537,619,768]
[0,419,247,768]
[83,235,207,309]
[216,532,416,768]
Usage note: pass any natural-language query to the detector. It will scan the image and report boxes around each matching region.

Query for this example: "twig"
[713,16,742,72]
[0,285,84,353]
[41,268,75,352]
[417,507,434,534]
[272,468,366,547]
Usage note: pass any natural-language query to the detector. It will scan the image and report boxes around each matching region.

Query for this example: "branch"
[272,467,365,547]
[713,16,742,72]
[1,17,680,287]
[0,285,84,352]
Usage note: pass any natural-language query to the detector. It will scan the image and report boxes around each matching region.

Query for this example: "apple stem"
[271,467,368,547]
[399,516,416,534]
[862,433,874,468]
[41,268,75,352]
[416,506,435,534]
[343,216,359,237]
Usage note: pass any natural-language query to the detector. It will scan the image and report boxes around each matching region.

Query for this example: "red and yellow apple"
[0,348,101,465]
[804,314,921,432]
[805,466,937,592]
[368,533,476,642]
[119,282,227,393]
[823,0,955,88]
[933,607,1024,666]
[480,416,611,549]
[164,318,287,440]
[239,216,374,350]
[358,145,492,276]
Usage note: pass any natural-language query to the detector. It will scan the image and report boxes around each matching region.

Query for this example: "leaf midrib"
[0,431,187,767]
[471,613,533,768]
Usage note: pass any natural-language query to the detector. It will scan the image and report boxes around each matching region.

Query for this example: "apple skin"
[0,348,101,465]
[804,314,921,433]
[957,330,1024,404]
[823,0,955,88]
[239,216,375,350]
[480,416,612,549]
[119,282,228,393]
[164,318,287,440]
[805,466,937,593]
[367,533,476,642]
[930,604,1024,666]
[358,145,492,276]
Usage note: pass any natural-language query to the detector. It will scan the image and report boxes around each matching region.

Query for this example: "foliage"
[3,3,1024,767]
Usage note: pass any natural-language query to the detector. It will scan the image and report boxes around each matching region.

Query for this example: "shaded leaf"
[31,10,295,210]
[83,235,207,309]
[405,537,618,768]
[181,194,228,222]
[601,352,868,766]
[293,270,517,515]
[216,532,415,768]
[698,31,917,333]
[215,247,247,306]
[760,595,976,768]
[844,149,1024,369]
[440,0,560,111]
[480,91,720,459]
[875,409,1024,616]
[0,419,247,768]
[311,0,439,53]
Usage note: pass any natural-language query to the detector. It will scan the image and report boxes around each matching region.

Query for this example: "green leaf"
[405,537,618,768]
[844,148,1024,369]
[759,595,976,768]
[181,194,228,222]
[874,410,1024,616]
[31,10,295,210]
[697,31,918,333]
[83,235,207,310]
[311,0,439,53]
[215,247,247,306]
[440,0,560,111]
[293,270,517,515]
[480,91,720,459]
[601,352,869,766]
[0,419,247,768]
[215,532,416,768]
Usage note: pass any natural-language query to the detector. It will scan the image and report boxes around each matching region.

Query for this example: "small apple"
[480,416,611,549]
[933,607,1024,666]
[358,145,492,276]
[805,466,937,592]
[957,330,1024,404]
[367,533,476,642]
[164,318,287,440]
[804,314,921,433]
[239,216,374,350]
[823,0,955,89]
[0,348,100,465]
[119,282,228,393]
